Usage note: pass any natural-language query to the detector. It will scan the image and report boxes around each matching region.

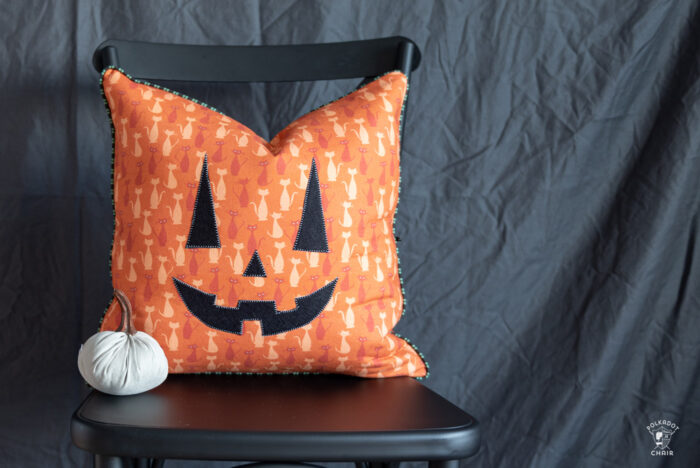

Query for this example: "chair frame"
[73,37,480,468]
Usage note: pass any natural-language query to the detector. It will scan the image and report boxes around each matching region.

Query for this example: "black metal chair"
[71,37,480,468]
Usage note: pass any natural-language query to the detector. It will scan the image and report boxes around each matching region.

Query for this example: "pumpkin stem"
[114,289,136,335]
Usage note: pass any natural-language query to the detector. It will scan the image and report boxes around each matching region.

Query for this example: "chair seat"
[71,374,480,463]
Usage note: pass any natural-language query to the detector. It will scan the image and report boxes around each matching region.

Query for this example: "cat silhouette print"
[173,155,337,336]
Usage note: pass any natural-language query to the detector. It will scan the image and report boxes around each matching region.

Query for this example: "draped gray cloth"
[1,1,698,466]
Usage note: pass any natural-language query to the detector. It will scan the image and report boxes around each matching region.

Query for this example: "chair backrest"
[92,37,420,83]
[92,36,421,144]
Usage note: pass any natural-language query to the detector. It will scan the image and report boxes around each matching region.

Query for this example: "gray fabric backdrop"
[1,1,699,466]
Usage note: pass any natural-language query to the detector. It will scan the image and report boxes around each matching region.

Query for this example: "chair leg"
[428,461,459,468]
[94,455,132,468]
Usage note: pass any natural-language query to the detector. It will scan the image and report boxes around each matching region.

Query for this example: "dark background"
[1,1,699,467]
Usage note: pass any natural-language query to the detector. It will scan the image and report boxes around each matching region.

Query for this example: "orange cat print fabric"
[99,67,427,378]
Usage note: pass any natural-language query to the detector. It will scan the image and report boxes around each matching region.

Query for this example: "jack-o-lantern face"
[99,67,428,377]
[173,156,337,335]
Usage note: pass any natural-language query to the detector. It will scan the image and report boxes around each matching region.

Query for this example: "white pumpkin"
[78,289,168,396]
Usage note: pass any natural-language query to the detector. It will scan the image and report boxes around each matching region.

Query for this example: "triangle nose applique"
[243,250,266,277]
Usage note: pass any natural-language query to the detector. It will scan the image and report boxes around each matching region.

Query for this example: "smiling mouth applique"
[173,277,338,336]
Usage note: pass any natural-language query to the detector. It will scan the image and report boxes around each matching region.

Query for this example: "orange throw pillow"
[99,67,427,378]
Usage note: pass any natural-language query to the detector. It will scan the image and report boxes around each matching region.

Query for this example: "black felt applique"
[243,250,266,277]
[186,155,221,248]
[293,157,329,252]
[173,277,338,336]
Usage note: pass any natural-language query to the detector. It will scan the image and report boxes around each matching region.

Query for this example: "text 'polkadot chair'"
[71,37,480,468]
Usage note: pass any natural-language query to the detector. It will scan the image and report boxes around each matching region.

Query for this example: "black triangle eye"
[243,250,266,277]
[293,157,329,252]
[186,155,221,248]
